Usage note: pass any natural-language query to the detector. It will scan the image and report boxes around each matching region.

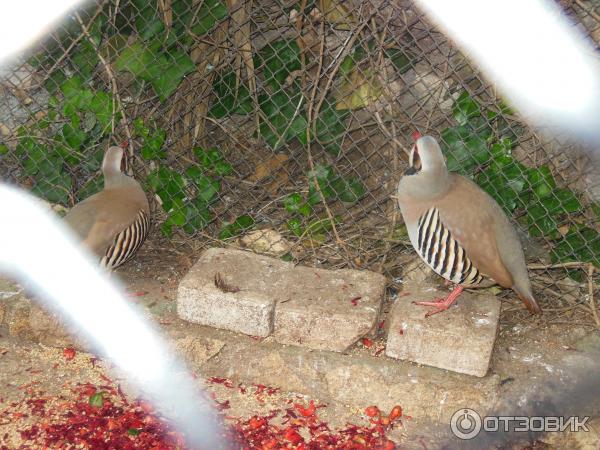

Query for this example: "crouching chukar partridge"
[396,134,542,316]
[64,145,150,270]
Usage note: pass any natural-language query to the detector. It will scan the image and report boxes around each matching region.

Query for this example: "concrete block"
[177,248,279,337]
[273,268,386,352]
[386,284,500,377]
[177,247,386,350]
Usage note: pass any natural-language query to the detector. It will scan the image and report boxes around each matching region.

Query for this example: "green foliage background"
[5,0,599,270]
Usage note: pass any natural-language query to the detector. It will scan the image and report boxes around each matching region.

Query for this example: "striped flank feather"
[100,210,150,269]
[417,207,483,285]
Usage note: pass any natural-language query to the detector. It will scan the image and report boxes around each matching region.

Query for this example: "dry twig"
[587,264,600,328]
[74,11,134,158]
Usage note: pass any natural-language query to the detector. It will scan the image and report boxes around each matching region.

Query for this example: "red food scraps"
[62,348,76,361]
[1,376,403,449]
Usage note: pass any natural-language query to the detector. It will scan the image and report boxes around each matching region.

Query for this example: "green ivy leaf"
[191,0,228,35]
[77,174,103,201]
[441,126,473,173]
[453,91,481,125]
[527,204,558,238]
[286,218,303,237]
[89,392,104,408]
[16,138,43,175]
[62,122,86,150]
[195,175,220,203]
[209,71,253,118]
[477,157,527,213]
[283,193,302,212]
[90,91,114,132]
[306,217,336,234]
[552,189,582,215]
[133,117,150,138]
[194,147,223,170]
[552,227,600,267]
[128,428,141,436]
[527,165,556,200]
[214,160,233,176]
[259,90,307,149]
[307,165,336,204]
[281,253,293,262]
[490,138,513,159]
[114,42,155,79]
[44,70,67,95]
[60,77,94,115]
[255,39,301,88]
[72,40,99,81]
[148,167,186,212]
[182,198,213,234]
[141,129,166,160]
[133,0,165,40]
[315,98,349,155]
[219,215,255,240]
[32,172,72,204]
[336,177,366,203]
[150,50,195,102]
[339,54,355,79]
[384,48,412,74]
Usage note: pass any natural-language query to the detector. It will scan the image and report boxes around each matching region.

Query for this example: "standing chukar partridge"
[64,145,150,270]
[396,134,542,316]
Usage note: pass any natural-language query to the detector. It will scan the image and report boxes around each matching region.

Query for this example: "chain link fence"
[1,0,600,325]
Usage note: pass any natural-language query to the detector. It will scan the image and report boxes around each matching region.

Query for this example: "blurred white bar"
[416,0,600,142]
[0,185,222,448]
[1,0,86,63]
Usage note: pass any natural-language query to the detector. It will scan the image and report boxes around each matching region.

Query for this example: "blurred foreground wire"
[0,183,223,449]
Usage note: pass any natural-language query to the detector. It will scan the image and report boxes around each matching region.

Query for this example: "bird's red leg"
[412,286,464,317]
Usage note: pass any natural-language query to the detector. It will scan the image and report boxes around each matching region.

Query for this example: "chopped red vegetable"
[294,400,316,417]
[361,338,374,348]
[389,405,403,421]
[62,347,76,360]
[365,405,380,417]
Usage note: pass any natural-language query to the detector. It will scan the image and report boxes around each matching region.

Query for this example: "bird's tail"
[514,284,543,315]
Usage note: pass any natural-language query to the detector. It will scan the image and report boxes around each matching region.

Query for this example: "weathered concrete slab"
[386,284,500,377]
[273,268,385,352]
[199,329,502,424]
[177,248,278,337]
[177,247,386,350]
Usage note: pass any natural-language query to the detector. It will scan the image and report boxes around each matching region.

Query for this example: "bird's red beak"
[412,131,422,141]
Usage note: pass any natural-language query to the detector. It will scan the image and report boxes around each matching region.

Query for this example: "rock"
[0,276,21,300]
[28,304,82,348]
[172,335,225,371]
[402,257,439,285]
[239,229,291,256]
[177,248,386,350]
[3,297,33,340]
[177,248,281,337]
[273,268,386,352]
[201,332,501,424]
[386,284,501,377]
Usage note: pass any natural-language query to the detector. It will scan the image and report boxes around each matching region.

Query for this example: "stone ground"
[1,240,600,449]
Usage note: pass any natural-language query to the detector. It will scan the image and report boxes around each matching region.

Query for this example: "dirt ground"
[1,235,600,449]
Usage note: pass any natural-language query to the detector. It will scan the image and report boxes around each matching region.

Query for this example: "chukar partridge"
[64,146,150,270]
[396,134,542,316]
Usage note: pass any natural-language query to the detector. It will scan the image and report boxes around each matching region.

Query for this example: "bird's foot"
[412,286,464,317]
